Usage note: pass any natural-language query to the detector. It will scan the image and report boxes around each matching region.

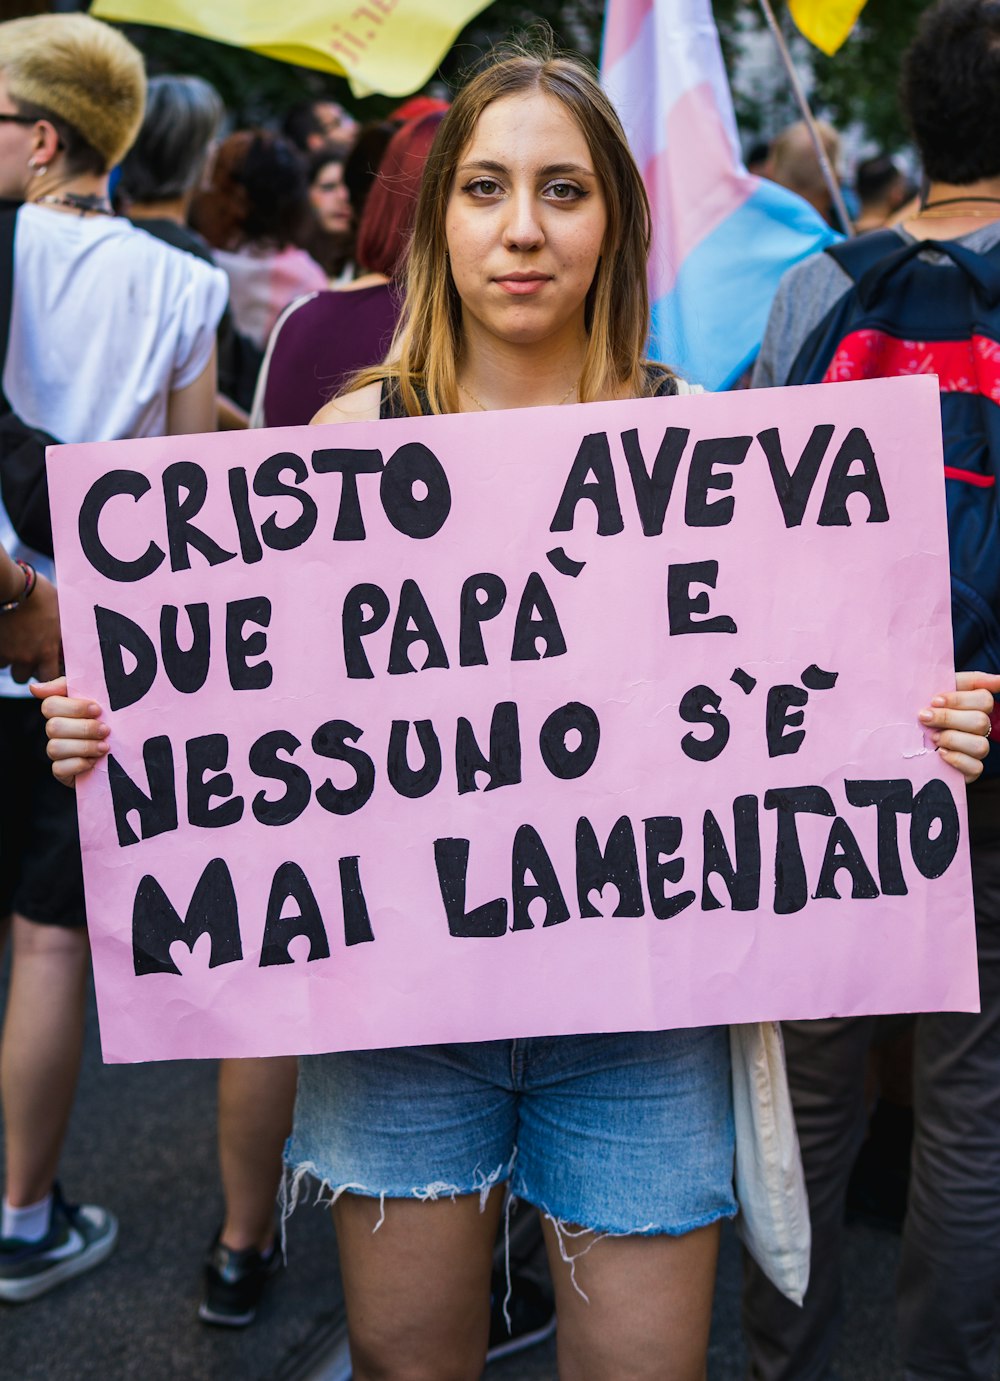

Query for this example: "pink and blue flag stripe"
[601,0,840,390]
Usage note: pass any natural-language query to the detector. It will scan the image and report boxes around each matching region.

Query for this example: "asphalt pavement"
[2,969,905,1381]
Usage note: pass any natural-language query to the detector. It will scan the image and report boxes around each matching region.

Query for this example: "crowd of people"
[1,3,1000,1379]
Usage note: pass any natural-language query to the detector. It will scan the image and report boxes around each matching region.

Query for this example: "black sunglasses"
[0,111,64,152]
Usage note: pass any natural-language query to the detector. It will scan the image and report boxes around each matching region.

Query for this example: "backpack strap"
[849,236,1000,311]
[826,230,1000,310]
[833,230,1000,313]
[824,228,904,285]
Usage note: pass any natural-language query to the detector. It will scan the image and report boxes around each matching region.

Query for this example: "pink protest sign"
[48,374,977,1063]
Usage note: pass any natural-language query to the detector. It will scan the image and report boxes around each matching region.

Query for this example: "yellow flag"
[89,0,492,97]
[788,0,868,56]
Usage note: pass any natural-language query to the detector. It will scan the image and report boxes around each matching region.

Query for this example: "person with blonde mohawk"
[0,14,227,1303]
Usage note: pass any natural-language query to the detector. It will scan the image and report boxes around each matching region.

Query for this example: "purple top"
[261,281,401,428]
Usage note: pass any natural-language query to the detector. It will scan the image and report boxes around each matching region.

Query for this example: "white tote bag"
[730,1021,811,1306]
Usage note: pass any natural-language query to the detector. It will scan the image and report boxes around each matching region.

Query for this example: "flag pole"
[756,0,855,237]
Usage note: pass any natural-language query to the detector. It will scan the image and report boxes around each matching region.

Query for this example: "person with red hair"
[252,110,445,429]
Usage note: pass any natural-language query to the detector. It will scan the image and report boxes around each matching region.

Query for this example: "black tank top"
[377,364,679,419]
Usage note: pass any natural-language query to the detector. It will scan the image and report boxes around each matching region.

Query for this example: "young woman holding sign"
[37,40,998,1381]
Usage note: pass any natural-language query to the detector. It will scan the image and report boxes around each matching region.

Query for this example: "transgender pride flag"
[601,0,839,389]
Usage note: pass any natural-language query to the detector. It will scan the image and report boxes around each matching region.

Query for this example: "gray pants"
[743,821,1000,1380]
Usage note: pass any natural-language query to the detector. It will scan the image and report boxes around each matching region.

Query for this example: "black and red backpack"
[786,229,1000,689]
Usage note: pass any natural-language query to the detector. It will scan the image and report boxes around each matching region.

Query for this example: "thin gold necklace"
[916,207,1000,221]
[458,378,578,411]
[915,196,1000,222]
[921,195,1000,211]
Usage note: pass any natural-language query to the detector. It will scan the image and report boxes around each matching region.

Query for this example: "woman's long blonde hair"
[353,40,665,415]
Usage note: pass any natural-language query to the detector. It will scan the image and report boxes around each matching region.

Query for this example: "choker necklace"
[459,378,578,411]
[36,192,114,217]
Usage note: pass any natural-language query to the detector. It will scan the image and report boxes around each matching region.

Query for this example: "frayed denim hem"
[532,1199,737,1302]
[281,1152,518,1326]
[281,1154,735,1311]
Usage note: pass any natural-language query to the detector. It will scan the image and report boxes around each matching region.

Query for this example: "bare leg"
[543,1217,721,1381]
[217,1056,297,1251]
[1,916,89,1206]
[333,1187,504,1381]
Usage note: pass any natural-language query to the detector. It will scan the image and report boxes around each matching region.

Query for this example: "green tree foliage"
[807,0,934,151]
[449,1,936,151]
[114,0,934,151]
[711,0,935,151]
[441,1,603,84]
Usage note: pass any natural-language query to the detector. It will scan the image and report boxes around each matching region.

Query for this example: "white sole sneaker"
[0,1204,118,1303]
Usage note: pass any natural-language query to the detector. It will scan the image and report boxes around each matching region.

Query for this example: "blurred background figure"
[853,153,910,232]
[116,74,260,426]
[190,130,327,350]
[764,117,844,228]
[745,4,1000,1378]
[342,119,400,228]
[304,141,354,281]
[254,110,444,429]
[283,97,357,154]
[389,93,450,123]
[744,138,771,178]
[116,73,221,258]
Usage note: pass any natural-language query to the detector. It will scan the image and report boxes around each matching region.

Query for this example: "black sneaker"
[486,1269,556,1364]
[198,1231,281,1327]
[0,1185,118,1303]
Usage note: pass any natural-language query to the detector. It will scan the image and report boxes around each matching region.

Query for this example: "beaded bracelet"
[0,559,37,613]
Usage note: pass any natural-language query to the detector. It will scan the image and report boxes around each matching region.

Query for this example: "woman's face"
[310,159,352,235]
[444,90,608,353]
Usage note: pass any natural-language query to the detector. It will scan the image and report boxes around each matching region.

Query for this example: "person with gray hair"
[117,73,222,213]
[117,75,262,426]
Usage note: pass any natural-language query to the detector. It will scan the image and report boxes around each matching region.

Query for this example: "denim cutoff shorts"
[288,1027,737,1236]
